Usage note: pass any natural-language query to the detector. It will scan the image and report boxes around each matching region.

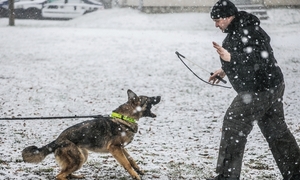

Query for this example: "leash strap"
[0,115,103,120]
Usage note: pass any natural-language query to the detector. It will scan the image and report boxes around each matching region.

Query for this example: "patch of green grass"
[166,161,205,179]
[39,168,54,173]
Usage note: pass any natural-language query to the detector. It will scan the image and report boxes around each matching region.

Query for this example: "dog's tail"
[22,141,58,163]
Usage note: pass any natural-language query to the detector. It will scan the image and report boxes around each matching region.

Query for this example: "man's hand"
[209,68,226,84]
[213,41,231,62]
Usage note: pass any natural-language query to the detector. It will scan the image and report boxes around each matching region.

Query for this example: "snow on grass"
[0,7,300,180]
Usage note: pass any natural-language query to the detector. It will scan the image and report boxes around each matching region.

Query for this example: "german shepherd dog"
[22,89,161,180]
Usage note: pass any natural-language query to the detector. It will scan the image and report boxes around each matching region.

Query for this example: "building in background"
[117,0,300,19]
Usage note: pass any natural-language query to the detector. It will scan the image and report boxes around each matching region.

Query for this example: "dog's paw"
[133,176,141,180]
[69,174,84,179]
[131,172,141,180]
[137,169,145,175]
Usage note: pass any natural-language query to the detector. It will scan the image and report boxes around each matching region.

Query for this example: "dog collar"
[110,112,136,123]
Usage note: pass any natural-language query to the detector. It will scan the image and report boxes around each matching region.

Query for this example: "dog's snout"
[153,96,161,104]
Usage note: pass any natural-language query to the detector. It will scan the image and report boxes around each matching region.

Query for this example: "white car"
[42,0,104,19]
[1,0,46,19]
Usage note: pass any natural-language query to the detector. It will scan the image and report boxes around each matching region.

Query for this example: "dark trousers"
[216,82,300,180]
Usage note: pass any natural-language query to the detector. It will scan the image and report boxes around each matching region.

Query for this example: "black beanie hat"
[210,0,238,19]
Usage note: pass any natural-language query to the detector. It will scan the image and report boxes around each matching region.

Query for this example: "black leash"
[175,51,231,89]
[0,115,103,120]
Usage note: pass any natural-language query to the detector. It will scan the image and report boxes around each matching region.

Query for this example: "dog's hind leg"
[68,148,88,179]
[55,141,88,180]
[122,148,144,175]
[108,145,141,180]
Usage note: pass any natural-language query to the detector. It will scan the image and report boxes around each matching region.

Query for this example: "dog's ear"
[127,89,138,101]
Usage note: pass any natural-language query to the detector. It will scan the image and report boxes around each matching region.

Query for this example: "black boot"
[206,174,239,180]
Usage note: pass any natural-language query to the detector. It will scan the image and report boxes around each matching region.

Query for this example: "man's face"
[213,17,233,32]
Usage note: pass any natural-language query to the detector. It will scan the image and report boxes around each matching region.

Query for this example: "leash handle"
[176,51,227,84]
[175,51,231,89]
[210,72,227,84]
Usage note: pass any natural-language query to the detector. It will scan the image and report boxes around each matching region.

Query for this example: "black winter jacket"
[221,11,284,93]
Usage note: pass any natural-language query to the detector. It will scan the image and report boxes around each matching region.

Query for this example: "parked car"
[15,0,48,18]
[0,0,10,17]
[1,0,47,19]
[1,0,104,19]
[42,0,104,19]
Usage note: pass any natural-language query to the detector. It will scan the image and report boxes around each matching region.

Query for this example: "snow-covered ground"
[0,7,300,180]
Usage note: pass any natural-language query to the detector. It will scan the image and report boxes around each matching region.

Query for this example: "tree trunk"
[9,0,14,26]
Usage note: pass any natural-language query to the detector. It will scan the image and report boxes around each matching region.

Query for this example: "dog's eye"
[139,98,147,104]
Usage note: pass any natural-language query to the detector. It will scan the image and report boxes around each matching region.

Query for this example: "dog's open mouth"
[143,96,161,118]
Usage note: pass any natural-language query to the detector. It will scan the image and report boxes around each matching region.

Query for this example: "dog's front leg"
[108,145,140,180]
[122,148,144,175]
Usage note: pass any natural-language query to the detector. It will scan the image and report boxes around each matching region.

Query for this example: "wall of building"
[125,0,212,7]
[264,0,300,7]
[123,0,300,7]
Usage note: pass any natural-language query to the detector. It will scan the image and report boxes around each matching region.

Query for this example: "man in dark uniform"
[207,0,300,179]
